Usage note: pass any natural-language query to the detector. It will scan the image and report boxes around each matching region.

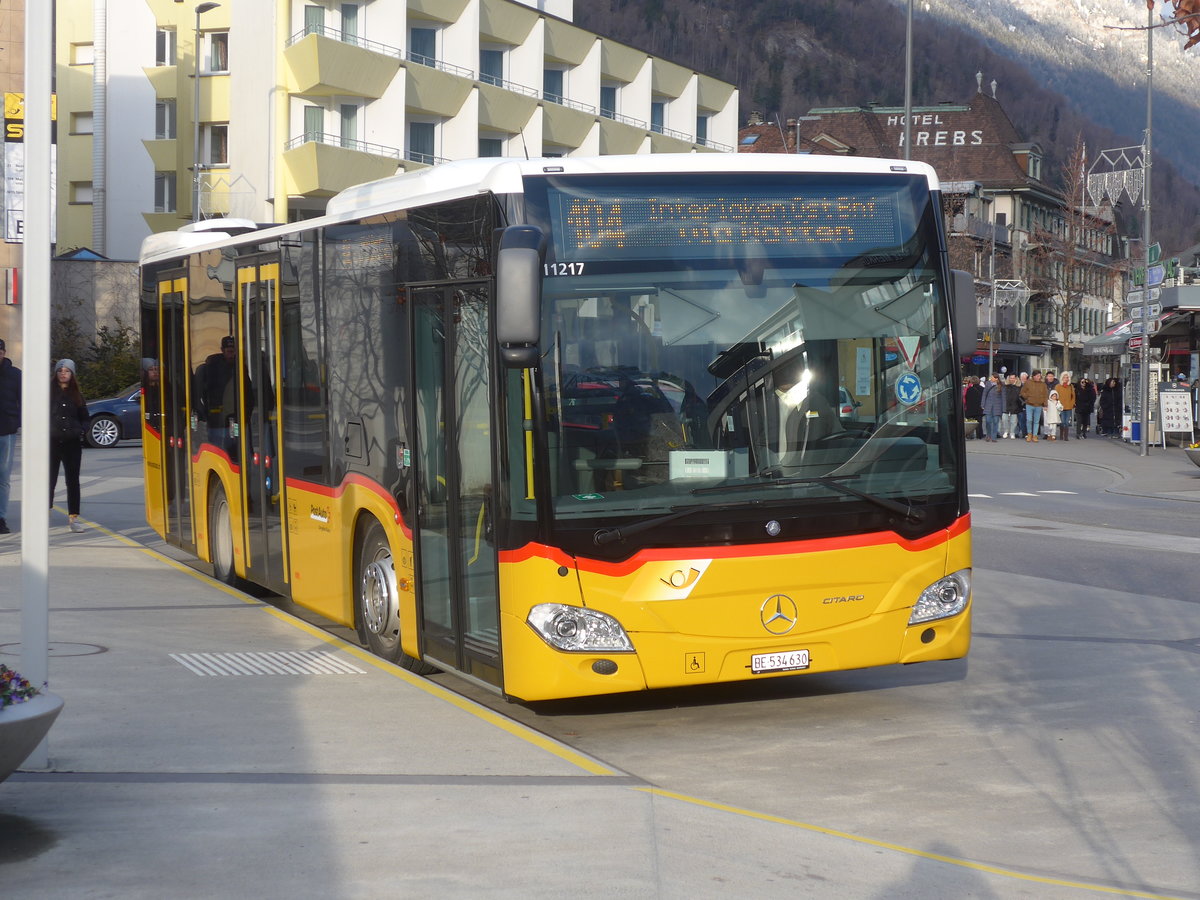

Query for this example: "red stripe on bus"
[283,472,412,539]
[499,513,970,576]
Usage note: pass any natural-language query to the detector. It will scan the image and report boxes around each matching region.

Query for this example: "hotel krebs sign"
[884,113,984,149]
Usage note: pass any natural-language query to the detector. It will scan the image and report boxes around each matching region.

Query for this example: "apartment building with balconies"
[54,0,738,259]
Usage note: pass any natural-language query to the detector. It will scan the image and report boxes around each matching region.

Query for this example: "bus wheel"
[209,483,239,586]
[355,519,433,673]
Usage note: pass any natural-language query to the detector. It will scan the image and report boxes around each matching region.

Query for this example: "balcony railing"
[697,136,732,152]
[950,213,1010,244]
[651,123,693,142]
[600,109,648,130]
[405,149,449,166]
[543,93,597,115]
[286,132,401,160]
[479,73,540,98]
[407,51,474,80]
[287,26,403,61]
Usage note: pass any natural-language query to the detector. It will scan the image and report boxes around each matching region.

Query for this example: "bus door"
[411,283,500,686]
[234,260,289,595]
[156,272,196,550]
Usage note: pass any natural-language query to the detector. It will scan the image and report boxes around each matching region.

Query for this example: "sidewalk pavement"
[965,428,1200,502]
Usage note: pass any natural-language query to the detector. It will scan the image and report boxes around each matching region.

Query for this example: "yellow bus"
[139,154,975,701]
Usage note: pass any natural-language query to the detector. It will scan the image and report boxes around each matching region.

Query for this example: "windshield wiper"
[592,499,787,546]
[694,473,925,523]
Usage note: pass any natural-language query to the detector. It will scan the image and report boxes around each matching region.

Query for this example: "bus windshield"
[519,172,959,526]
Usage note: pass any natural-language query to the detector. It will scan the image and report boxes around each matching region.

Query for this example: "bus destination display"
[546,187,909,261]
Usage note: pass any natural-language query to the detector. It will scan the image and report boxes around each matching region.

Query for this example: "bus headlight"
[527,604,635,653]
[909,569,971,625]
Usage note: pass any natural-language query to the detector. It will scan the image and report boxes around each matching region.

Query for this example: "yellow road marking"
[638,787,1188,899]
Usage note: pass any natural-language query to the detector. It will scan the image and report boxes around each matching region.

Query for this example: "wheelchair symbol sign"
[895,372,922,406]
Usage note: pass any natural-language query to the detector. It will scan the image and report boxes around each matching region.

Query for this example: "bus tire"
[209,482,239,586]
[355,518,434,674]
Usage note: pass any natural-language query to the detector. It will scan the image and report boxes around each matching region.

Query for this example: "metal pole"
[1140,4,1153,457]
[21,0,54,769]
[989,206,997,374]
[903,0,913,160]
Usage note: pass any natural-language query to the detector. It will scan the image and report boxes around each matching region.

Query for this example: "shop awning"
[1082,312,1185,356]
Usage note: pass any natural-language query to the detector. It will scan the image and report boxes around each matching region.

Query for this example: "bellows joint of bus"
[496,225,546,368]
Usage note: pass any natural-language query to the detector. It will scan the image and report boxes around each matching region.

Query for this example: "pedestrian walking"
[0,337,20,535]
[1098,377,1122,437]
[963,376,983,440]
[1045,388,1063,440]
[50,359,89,533]
[1056,372,1076,441]
[1020,370,1049,442]
[1075,377,1097,438]
[1002,374,1022,438]
[1015,372,1029,439]
[981,373,1003,442]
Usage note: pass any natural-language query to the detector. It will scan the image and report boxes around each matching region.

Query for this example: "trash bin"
[1122,415,1133,442]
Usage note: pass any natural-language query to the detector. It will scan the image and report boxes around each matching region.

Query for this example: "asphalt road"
[52,443,1200,897]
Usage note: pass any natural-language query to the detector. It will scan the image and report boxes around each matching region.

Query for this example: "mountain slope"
[577,0,1200,251]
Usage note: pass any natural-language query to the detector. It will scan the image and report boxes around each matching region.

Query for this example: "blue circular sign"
[895,372,922,406]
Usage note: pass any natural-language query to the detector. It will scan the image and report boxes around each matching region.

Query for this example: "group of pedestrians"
[0,337,90,535]
[964,370,1124,444]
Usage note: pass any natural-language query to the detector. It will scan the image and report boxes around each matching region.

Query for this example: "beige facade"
[51,0,738,261]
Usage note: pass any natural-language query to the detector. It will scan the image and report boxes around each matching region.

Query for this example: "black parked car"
[85,384,142,448]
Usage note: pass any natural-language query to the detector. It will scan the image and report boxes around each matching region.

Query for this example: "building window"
[71,43,94,66]
[600,85,617,119]
[543,68,564,104]
[156,29,177,66]
[205,32,230,74]
[408,121,436,164]
[304,5,323,36]
[71,182,94,204]
[480,48,504,86]
[202,124,229,166]
[479,136,504,157]
[155,100,176,140]
[339,104,359,148]
[71,112,94,135]
[341,4,359,41]
[154,172,177,213]
[304,106,323,143]
[410,27,437,66]
[650,100,665,134]
[696,114,709,144]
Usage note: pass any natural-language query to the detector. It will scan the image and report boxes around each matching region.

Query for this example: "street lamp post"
[192,2,221,222]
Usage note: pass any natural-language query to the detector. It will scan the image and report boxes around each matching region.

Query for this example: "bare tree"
[1024,137,1120,372]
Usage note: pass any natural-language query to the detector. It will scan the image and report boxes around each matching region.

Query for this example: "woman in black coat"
[50,359,89,532]
[1074,377,1097,438]
[1097,377,1122,437]
[963,376,984,439]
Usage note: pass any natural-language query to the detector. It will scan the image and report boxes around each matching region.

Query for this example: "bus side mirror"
[949,269,977,362]
[496,225,544,368]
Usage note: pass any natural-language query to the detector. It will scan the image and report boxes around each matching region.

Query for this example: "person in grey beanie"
[50,359,89,532]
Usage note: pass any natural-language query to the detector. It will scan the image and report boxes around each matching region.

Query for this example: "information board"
[1157,388,1194,434]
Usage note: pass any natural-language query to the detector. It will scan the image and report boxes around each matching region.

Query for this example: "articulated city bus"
[139,154,975,701]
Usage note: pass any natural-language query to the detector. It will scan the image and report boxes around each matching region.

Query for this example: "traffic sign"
[1130,319,1159,335]
[1130,303,1162,319]
[1128,336,1144,349]
[1149,242,1162,264]
[1125,287,1160,306]
[1147,264,1166,287]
